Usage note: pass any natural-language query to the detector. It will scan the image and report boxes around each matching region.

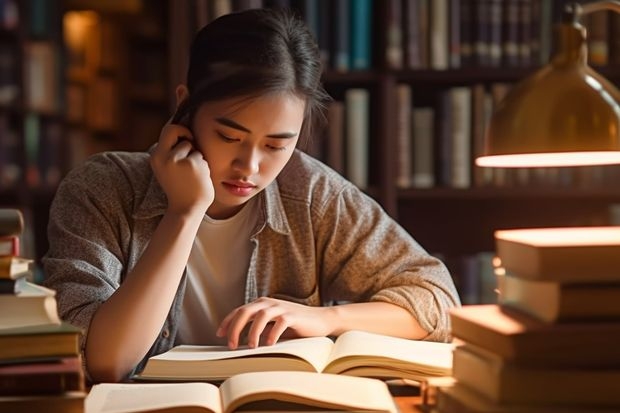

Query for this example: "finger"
[246,307,279,348]
[266,317,289,346]
[218,307,254,349]
[158,124,194,151]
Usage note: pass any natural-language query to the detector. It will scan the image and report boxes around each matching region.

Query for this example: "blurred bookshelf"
[3,0,620,304]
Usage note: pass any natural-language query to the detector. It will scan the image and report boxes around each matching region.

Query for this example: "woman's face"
[192,93,306,219]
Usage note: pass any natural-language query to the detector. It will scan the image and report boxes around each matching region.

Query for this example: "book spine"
[349,0,372,70]
[345,88,370,189]
[395,84,412,188]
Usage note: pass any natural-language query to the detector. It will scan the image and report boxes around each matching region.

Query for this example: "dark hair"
[176,8,330,146]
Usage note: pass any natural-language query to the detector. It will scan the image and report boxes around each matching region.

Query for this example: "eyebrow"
[215,117,298,139]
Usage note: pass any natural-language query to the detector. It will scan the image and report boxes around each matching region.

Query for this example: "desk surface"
[394,396,425,413]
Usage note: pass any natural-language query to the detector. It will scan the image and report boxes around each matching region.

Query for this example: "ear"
[175,84,189,108]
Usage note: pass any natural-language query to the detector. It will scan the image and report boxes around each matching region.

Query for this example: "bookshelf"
[0,0,65,264]
[128,0,620,302]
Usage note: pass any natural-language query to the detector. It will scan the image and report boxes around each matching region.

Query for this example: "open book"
[135,330,453,382]
[86,371,399,413]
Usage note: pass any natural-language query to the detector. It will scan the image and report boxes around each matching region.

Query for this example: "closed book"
[0,256,33,279]
[453,345,620,406]
[349,0,372,70]
[0,280,60,329]
[0,209,23,237]
[0,356,84,395]
[0,274,29,294]
[450,304,620,367]
[0,391,86,413]
[0,323,81,362]
[494,226,620,283]
[497,273,620,323]
[0,236,19,257]
[437,382,620,413]
[345,88,370,189]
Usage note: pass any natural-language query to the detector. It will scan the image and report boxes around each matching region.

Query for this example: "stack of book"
[438,226,620,413]
[0,208,86,412]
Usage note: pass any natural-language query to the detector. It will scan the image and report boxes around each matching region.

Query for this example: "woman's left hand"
[216,297,336,349]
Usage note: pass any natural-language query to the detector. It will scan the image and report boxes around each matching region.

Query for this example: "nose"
[232,144,260,176]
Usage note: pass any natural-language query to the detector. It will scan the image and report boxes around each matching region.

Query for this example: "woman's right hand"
[150,122,215,216]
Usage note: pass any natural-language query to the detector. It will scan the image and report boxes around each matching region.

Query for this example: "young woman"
[43,8,460,383]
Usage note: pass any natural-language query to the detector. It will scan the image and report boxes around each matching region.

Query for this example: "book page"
[138,336,335,380]
[324,330,453,377]
[85,383,221,413]
[219,371,398,413]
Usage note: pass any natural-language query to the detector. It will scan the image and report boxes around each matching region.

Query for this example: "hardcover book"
[135,330,453,382]
[494,226,620,282]
[449,304,620,367]
[497,273,620,322]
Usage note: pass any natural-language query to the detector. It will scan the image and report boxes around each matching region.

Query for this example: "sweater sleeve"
[314,184,461,342]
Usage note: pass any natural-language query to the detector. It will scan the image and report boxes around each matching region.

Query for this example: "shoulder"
[62,151,151,189]
[56,151,153,208]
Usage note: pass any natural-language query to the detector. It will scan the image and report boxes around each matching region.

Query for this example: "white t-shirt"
[176,199,258,345]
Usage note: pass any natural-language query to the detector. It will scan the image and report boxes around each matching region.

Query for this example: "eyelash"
[216,131,288,152]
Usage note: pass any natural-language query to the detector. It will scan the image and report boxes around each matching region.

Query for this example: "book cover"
[0,322,81,362]
[135,330,453,382]
[0,209,23,237]
[88,371,398,413]
[0,236,19,257]
[0,391,86,413]
[494,226,620,283]
[0,356,84,395]
[450,304,620,367]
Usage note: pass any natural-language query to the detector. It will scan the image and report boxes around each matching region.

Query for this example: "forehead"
[197,93,306,123]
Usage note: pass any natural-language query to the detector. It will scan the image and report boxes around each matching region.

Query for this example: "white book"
[0,279,61,330]
[135,330,453,382]
[430,0,449,70]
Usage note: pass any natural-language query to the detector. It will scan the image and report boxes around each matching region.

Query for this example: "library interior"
[2,0,620,412]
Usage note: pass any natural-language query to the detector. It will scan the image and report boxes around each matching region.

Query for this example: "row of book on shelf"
[0,208,86,412]
[0,112,64,190]
[388,0,620,71]
[438,225,620,412]
[313,84,620,191]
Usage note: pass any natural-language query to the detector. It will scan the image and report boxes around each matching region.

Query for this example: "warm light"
[476,151,620,167]
[477,2,620,168]
[495,226,620,247]
[63,11,98,50]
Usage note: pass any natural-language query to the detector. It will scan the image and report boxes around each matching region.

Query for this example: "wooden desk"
[394,396,425,413]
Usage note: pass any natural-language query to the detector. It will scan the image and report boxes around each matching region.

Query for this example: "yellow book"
[0,256,32,279]
[135,330,453,382]
[86,371,399,413]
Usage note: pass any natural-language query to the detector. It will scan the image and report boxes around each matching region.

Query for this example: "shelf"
[397,188,620,255]
[398,187,620,201]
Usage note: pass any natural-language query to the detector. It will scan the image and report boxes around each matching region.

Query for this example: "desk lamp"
[476,1,620,168]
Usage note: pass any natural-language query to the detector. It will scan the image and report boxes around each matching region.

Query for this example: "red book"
[0,357,84,395]
[0,236,19,257]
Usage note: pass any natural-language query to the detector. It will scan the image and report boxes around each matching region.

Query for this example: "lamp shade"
[476,21,620,167]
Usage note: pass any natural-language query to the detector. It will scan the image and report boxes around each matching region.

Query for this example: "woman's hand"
[150,122,214,216]
[216,297,336,349]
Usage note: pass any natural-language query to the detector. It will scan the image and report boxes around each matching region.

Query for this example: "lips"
[222,180,257,197]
